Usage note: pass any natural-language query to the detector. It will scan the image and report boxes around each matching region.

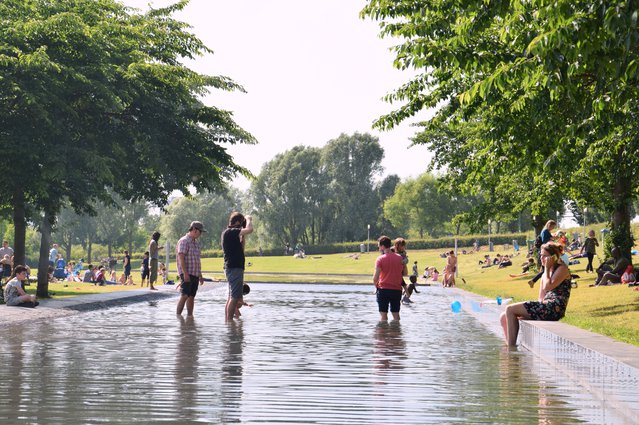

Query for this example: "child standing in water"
[234,284,254,318]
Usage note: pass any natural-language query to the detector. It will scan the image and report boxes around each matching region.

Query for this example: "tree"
[159,190,241,251]
[361,0,639,257]
[321,133,384,242]
[0,0,254,296]
[383,173,455,238]
[250,146,328,247]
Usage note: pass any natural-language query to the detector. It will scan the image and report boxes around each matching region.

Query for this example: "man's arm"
[239,215,254,237]
[373,267,381,287]
[177,252,188,281]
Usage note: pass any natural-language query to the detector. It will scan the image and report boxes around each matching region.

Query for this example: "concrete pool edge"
[0,285,183,327]
[450,286,639,423]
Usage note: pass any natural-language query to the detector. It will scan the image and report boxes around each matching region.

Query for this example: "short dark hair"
[378,235,391,248]
[152,231,161,241]
[14,265,28,275]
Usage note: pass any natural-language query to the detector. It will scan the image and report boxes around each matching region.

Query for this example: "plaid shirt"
[176,233,201,277]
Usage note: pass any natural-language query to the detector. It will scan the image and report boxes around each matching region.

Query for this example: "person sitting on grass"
[498,255,513,268]
[500,242,571,347]
[3,265,38,308]
[593,246,630,286]
[509,258,536,278]
[82,265,96,283]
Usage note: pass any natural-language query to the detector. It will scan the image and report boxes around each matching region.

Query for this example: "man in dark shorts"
[221,212,253,321]
[373,235,408,321]
[176,221,205,316]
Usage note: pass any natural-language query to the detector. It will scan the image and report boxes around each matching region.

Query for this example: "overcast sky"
[123,0,435,190]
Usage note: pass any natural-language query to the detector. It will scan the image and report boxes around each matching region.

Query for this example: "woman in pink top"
[373,235,408,321]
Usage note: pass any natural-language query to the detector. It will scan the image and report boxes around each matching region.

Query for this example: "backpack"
[622,265,635,284]
[534,235,543,249]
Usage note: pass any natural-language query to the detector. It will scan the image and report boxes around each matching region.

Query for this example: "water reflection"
[220,321,244,423]
[373,321,406,372]
[0,284,632,424]
[174,315,199,422]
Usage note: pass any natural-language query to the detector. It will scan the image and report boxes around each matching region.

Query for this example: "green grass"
[29,244,639,347]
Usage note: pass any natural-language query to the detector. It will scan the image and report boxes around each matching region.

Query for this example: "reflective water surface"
[0,284,628,423]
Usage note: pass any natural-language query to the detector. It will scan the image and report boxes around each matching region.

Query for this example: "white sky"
[122,0,435,190]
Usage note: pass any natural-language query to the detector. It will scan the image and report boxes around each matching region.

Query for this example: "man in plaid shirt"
[176,221,205,316]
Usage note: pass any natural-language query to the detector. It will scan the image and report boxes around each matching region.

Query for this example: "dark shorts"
[141,268,150,280]
[225,268,244,299]
[180,274,199,297]
[2,265,11,277]
[124,267,131,278]
[377,288,402,313]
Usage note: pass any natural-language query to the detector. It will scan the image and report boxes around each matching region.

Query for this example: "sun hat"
[189,221,207,233]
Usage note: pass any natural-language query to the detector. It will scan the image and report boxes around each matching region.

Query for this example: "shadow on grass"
[590,301,639,317]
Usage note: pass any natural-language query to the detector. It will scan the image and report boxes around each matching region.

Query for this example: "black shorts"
[180,274,199,297]
[377,289,402,313]
[141,269,150,280]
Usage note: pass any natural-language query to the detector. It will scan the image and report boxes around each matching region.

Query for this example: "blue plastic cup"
[496,296,502,305]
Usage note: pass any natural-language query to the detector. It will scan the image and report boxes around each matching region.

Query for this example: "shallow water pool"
[0,283,626,423]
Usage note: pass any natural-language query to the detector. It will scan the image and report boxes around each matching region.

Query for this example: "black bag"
[534,236,543,249]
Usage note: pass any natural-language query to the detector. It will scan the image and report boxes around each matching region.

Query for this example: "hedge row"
[196,232,533,258]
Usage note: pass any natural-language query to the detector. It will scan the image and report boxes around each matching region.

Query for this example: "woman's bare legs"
[500,302,532,346]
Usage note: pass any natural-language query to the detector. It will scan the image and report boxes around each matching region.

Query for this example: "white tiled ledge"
[520,320,639,423]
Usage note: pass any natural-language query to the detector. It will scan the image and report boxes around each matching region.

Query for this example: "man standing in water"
[222,212,253,321]
[373,236,407,321]
[148,231,162,291]
[176,221,205,316]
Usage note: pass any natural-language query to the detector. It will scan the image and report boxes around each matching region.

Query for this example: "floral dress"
[524,266,571,321]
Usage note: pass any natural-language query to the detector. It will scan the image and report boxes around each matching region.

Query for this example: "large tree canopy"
[0,0,254,295]
[362,0,639,257]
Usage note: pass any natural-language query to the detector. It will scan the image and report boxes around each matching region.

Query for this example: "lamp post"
[488,219,492,252]
[367,224,370,253]
[583,207,587,241]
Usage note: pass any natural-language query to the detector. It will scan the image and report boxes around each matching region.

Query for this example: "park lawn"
[28,280,147,298]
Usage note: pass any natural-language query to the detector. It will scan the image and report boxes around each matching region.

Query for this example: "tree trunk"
[12,191,27,266]
[607,177,634,260]
[37,211,55,298]
[87,238,93,263]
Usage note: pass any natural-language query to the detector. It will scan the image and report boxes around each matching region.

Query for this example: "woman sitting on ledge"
[3,265,39,308]
[500,242,571,346]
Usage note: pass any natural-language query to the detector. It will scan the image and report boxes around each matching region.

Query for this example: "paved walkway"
[0,285,184,327]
